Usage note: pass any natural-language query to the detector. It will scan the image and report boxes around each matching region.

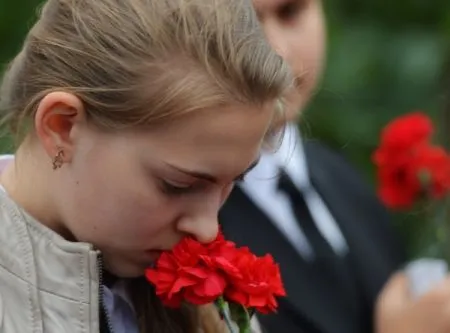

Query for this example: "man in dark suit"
[221,124,404,333]
[220,1,450,332]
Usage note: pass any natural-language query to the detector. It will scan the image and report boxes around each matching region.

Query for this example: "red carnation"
[145,236,227,307]
[146,230,287,330]
[224,247,286,314]
[376,160,420,208]
[373,112,450,209]
[413,145,450,198]
[378,112,433,150]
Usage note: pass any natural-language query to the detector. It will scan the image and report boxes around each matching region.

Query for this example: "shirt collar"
[242,123,310,194]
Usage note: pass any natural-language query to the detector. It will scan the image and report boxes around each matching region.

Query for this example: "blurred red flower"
[373,112,450,209]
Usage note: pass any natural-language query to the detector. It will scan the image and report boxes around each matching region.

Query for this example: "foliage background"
[1,0,450,257]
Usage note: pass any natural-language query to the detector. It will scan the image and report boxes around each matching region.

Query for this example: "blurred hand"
[376,272,450,333]
[198,303,227,333]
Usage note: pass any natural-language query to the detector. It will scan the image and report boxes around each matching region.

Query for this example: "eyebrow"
[164,156,261,183]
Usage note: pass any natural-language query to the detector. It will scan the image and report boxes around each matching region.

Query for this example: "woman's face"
[58,102,275,277]
[254,0,326,118]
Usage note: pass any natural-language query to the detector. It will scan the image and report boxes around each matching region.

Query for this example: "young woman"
[0,0,292,332]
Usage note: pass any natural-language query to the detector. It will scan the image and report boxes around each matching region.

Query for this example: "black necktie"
[277,168,362,316]
[277,169,335,260]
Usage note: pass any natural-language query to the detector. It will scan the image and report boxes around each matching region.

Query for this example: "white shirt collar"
[243,123,310,191]
[239,124,348,258]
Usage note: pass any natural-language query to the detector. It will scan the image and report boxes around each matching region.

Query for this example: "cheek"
[65,155,179,246]
[286,27,325,113]
[302,9,326,85]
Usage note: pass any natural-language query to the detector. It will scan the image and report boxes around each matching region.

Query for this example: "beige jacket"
[0,190,102,333]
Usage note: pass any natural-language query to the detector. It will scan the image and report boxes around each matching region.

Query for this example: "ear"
[34,91,86,164]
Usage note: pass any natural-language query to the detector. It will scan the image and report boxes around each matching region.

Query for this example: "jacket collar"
[0,189,100,304]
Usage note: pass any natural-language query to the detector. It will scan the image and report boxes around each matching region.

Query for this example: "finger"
[379,272,410,312]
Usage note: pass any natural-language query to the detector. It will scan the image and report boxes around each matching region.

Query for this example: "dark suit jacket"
[219,140,406,333]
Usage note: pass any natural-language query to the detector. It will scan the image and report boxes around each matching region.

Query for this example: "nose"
[177,215,219,244]
[178,214,219,243]
[177,193,223,244]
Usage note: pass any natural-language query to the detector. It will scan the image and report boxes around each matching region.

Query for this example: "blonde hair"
[0,0,291,135]
[0,0,292,331]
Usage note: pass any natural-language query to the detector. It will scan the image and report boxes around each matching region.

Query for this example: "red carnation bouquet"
[373,112,450,294]
[145,231,286,332]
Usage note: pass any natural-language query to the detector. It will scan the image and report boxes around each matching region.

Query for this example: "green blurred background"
[1,0,449,257]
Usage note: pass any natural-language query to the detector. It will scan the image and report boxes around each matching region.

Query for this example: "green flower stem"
[229,302,251,333]
[444,195,450,263]
[427,195,450,263]
[237,307,251,333]
[216,297,237,333]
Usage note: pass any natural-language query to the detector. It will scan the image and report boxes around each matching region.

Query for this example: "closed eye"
[160,180,196,196]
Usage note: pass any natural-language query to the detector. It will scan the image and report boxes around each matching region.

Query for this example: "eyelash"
[160,176,246,197]
[160,180,195,196]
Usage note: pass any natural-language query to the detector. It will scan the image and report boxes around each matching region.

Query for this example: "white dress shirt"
[240,124,348,260]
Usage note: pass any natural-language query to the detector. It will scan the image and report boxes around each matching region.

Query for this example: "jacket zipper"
[98,253,115,333]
